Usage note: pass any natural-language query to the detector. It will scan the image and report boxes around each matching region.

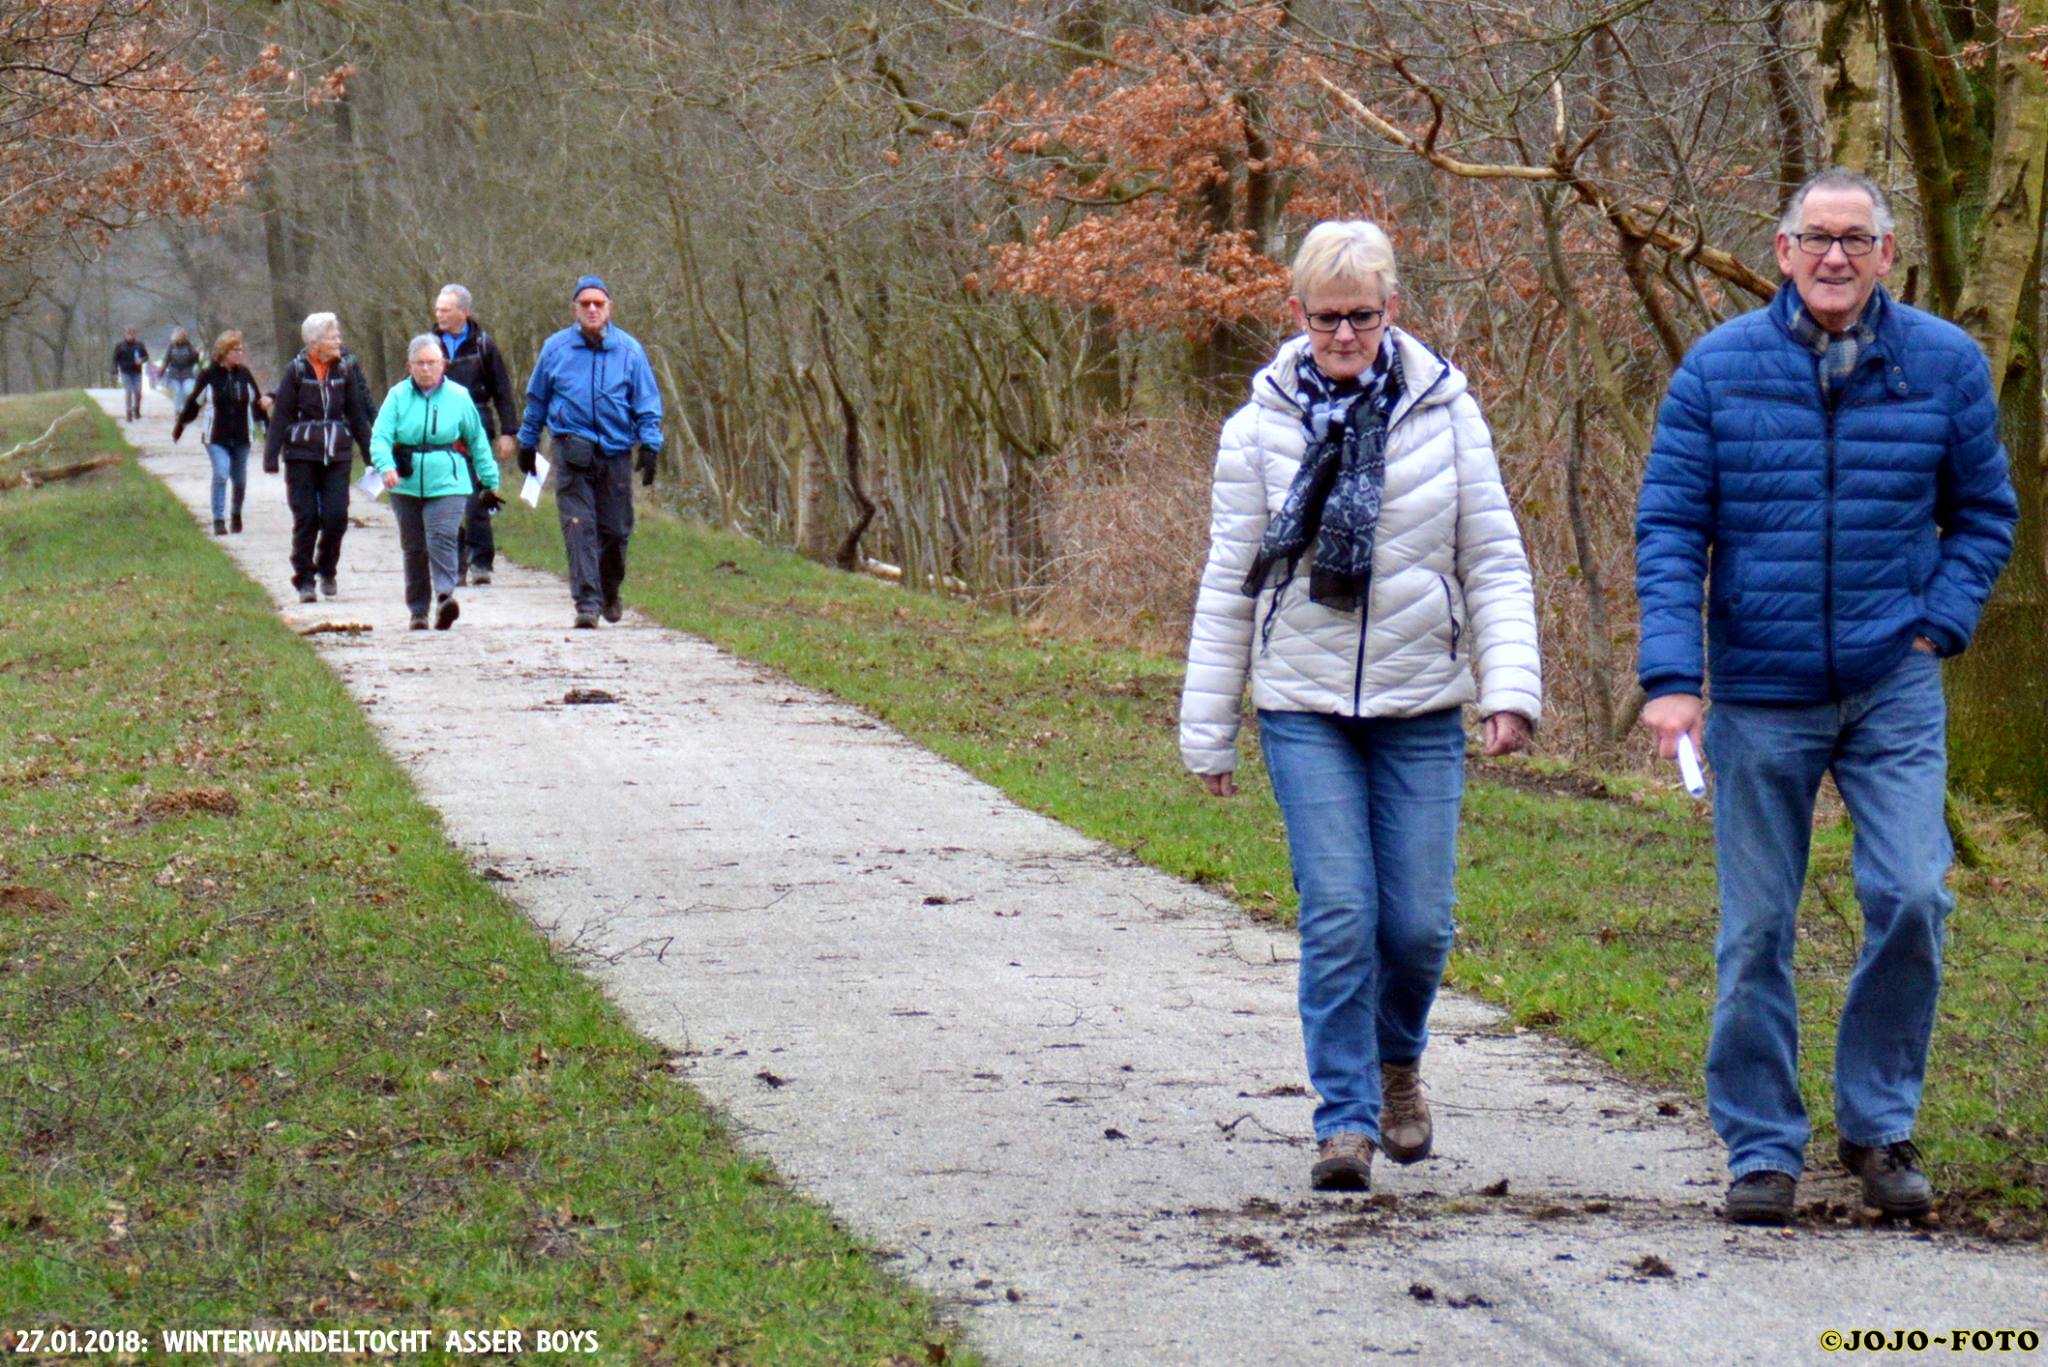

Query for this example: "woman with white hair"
[1179,221,1543,1192]
[368,334,501,630]
[263,312,374,602]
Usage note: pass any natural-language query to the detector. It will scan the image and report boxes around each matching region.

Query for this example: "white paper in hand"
[1676,733,1707,798]
[356,467,385,501]
[520,473,543,508]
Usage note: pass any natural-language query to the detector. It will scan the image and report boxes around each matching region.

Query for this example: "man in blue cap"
[516,274,666,628]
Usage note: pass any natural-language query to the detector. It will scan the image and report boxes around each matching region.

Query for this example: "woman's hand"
[1198,772,1238,798]
[1482,712,1532,757]
[381,469,399,490]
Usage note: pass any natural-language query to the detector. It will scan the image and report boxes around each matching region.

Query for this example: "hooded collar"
[1252,326,1464,428]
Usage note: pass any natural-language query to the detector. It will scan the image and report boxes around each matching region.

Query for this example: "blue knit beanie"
[572,274,609,300]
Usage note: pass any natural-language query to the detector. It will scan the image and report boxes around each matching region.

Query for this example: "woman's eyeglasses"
[1305,308,1385,333]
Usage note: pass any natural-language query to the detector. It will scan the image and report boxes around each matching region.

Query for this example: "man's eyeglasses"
[1304,308,1385,333]
[1791,232,1881,257]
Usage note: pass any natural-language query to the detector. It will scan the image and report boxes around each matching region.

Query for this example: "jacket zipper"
[1440,575,1460,660]
[1350,356,1452,712]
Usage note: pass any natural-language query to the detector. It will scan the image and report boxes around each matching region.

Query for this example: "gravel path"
[112,389,2045,1365]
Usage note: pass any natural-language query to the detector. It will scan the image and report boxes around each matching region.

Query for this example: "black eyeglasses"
[1791,232,1881,257]
[1304,308,1385,333]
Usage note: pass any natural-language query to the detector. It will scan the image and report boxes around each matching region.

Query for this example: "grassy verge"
[495,496,2047,1236]
[0,400,979,1364]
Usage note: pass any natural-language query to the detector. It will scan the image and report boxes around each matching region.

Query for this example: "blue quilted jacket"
[1636,283,2017,704]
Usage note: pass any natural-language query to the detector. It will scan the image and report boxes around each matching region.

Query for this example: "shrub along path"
[116,391,2045,1364]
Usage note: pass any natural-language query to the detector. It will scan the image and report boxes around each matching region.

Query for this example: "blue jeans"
[1703,650,1952,1178]
[167,376,196,413]
[206,443,248,524]
[1258,707,1465,1142]
[120,371,143,418]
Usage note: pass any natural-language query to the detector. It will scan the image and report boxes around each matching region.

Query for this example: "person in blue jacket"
[1635,168,2017,1228]
[515,274,664,629]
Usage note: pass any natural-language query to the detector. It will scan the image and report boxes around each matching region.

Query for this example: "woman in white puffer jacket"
[1180,221,1542,1193]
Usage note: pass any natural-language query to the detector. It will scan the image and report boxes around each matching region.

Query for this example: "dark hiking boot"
[297,585,317,604]
[573,611,599,629]
[1725,1171,1797,1225]
[1838,1140,1933,1218]
[434,594,460,630]
[213,519,227,535]
[1380,1061,1432,1164]
[602,593,623,623]
[1310,1133,1375,1191]
[410,614,429,631]
[471,569,492,586]
[230,514,243,533]
[319,575,338,599]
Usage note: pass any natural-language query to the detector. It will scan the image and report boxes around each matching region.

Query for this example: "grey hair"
[1291,221,1400,304]
[406,333,444,362]
[437,283,472,312]
[300,311,340,344]
[1779,168,1895,237]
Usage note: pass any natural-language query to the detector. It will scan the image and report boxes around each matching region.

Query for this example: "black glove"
[171,422,184,443]
[263,453,280,475]
[636,447,657,487]
[517,446,537,476]
[476,488,505,513]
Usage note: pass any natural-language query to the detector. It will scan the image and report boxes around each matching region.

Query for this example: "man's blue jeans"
[1258,707,1464,1142]
[1703,650,1952,1178]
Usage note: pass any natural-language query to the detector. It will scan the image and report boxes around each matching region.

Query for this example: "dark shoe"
[1380,1061,1432,1164]
[1838,1140,1933,1217]
[297,586,317,604]
[601,594,622,623]
[319,575,338,599]
[1724,1171,1797,1226]
[230,514,243,533]
[410,614,429,631]
[434,594,460,630]
[471,569,492,586]
[573,611,599,629]
[213,519,228,536]
[1310,1132,1374,1191]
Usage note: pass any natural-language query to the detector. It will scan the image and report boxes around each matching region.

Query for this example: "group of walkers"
[140,272,665,630]
[112,167,2012,1232]
[1179,167,2017,1227]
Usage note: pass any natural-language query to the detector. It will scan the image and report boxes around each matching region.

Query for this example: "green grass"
[495,496,2048,1237]
[0,390,118,475]
[0,406,979,1363]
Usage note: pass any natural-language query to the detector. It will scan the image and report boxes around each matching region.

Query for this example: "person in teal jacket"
[370,334,502,630]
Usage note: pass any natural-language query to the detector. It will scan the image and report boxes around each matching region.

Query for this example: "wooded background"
[7,0,2045,816]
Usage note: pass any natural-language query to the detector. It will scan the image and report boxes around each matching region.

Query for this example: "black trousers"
[283,460,352,588]
[457,492,497,572]
[554,452,634,613]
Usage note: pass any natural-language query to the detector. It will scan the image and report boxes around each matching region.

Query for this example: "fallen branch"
[298,621,374,636]
[0,404,88,465]
[0,454,123,491]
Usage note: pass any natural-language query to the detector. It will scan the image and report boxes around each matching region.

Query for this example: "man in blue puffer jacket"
[516,274,666,629]
[1636,168,2017,1228]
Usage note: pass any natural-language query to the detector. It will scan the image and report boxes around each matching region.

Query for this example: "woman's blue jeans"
[1258,706,1465,1142]
[1703,649,1952,1178]
[206,443,248,523]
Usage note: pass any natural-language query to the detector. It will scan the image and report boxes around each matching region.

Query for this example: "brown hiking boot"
[1725,1170,1797,1225]
[1838,1139,1933,1218]
[1310,1132,1374,1191]
[1380,1061,1432,1164]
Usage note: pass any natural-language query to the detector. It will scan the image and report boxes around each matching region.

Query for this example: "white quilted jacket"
[1179,329,1543,775]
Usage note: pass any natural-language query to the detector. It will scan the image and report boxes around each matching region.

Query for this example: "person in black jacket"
[264,312,374,603]
[174,329,271,535]
[162,329,202,415]
[112,328,150,420]
[432,285,521,585]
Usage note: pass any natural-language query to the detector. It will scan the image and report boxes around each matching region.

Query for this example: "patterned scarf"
[1243,339,1405,621]
[1789,292,1882,403]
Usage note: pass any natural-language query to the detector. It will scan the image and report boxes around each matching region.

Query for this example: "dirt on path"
[110,389,2045,1365]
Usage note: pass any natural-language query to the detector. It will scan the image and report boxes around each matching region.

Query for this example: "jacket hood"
[1248,327,1468,421]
